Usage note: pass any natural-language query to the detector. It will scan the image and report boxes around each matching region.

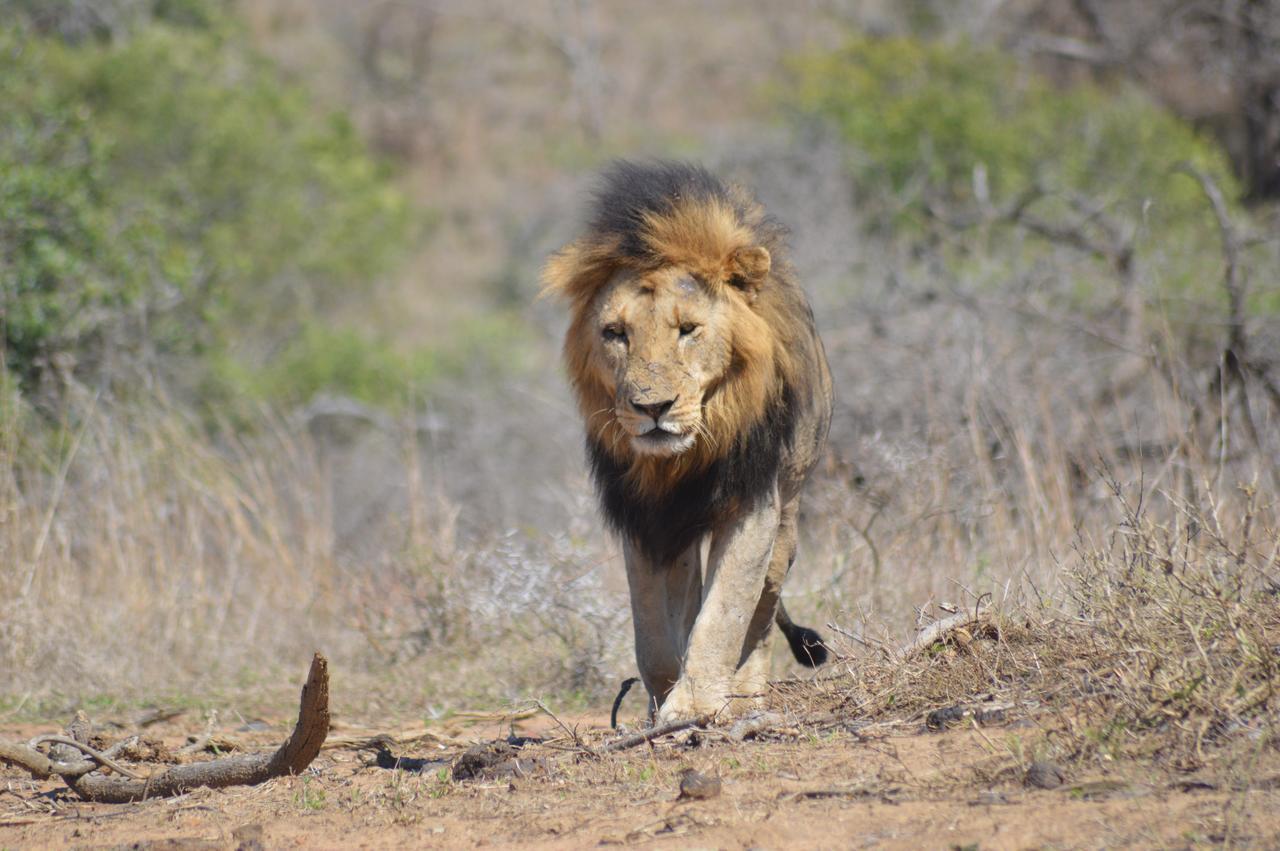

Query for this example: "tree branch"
[0,653,330,803]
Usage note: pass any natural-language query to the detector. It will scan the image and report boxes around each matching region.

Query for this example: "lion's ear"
[727,246,771,298]
[540,238,618,309]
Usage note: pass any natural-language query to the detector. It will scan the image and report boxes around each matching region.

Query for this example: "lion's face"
[589,267,734,458]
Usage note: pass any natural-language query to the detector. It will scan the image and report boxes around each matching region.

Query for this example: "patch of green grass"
[294,776,327,811]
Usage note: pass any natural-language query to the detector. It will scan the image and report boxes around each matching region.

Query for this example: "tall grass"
[0,377,627,716]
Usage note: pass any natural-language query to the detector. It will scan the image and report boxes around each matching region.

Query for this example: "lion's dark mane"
[587,160,787,265]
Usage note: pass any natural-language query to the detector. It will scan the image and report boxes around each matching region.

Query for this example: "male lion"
[542,161,833,723]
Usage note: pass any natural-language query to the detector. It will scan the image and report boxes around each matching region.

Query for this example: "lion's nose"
[631,398,675,421]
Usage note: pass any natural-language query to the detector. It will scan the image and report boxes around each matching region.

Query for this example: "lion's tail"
[775,601,828,667]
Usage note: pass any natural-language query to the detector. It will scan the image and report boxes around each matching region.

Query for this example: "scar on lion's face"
[591,267,734,457]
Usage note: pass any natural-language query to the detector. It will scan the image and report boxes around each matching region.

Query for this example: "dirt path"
[3,708,1277,849]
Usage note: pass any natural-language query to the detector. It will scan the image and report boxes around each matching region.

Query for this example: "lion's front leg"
[623,539,703,718]
[657,486,780,725]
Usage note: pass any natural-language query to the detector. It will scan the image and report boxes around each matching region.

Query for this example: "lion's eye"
[678,322,698,337]
[602,324,627,343]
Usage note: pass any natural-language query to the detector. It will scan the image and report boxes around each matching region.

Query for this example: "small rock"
[1025,760,1066,789]
[678,768,722,801]
[232,823,265,851]
[452,742,517,781]
[926,704,969,731]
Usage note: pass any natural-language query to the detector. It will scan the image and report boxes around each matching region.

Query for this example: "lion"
[541,160,833,723]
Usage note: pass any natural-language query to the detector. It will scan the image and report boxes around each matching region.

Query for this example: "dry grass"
[797,474,1279,780]
[0,383,627,716]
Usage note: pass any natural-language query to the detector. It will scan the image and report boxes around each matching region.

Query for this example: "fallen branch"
[323,726,468,751]
[727,711,785,742]
[601,715,711,753]
[0,653,330,803]
[25,735,144,780]
[897,602,993,660]
[0,740,57,780]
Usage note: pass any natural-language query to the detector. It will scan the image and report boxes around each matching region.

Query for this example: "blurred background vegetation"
[1,0,1277,717]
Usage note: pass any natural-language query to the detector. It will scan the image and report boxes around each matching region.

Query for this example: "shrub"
[208,311,537,413]
[0,9,412,399]
[785,36,1236,223]
[219,324,440,411]
[782,36,1268,320]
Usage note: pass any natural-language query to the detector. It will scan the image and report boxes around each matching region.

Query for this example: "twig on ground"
[178,711,219,755]
[533,699,584,748]
[323,727,467,751]
[727,712,785,742]
[23,736,144,780]
[449,708,538,722]
[601,715,712,753]
[826,622,894,661]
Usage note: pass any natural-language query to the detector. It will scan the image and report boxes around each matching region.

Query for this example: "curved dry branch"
[0,653,329,804]
[898,603,993,660]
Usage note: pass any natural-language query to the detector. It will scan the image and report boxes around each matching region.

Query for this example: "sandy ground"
[2,705,1278,850]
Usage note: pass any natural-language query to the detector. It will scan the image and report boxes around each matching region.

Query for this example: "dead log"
[897,603,993,660]
[0,741,55,779]
[0,653,329,803]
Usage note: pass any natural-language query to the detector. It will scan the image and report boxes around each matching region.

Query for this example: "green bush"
[783,36,1265,313]
[785,36,1236,222]
[210,312,536,414]
[220,324,440,411]
[0,9,412,398]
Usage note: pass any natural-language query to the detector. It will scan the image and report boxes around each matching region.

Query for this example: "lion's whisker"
[693,420,718,451]
[606,418,625,454]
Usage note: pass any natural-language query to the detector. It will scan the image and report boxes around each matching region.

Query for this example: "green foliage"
[786,36,1237,222]
[783,36,1263,317]
[221,324,440,411]
[213,312,536,412]
[0,10,412,397]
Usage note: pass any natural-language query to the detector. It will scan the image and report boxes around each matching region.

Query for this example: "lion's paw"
[655,679,726,726]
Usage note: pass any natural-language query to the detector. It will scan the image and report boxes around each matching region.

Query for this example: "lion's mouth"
[633,426,696,455]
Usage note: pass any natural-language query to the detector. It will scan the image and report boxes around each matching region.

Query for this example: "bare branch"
[1175,163,1246,356]
[601,715,712,753]
[897,603,993,660]
[25,735,144,780]
[0,654,330,804]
